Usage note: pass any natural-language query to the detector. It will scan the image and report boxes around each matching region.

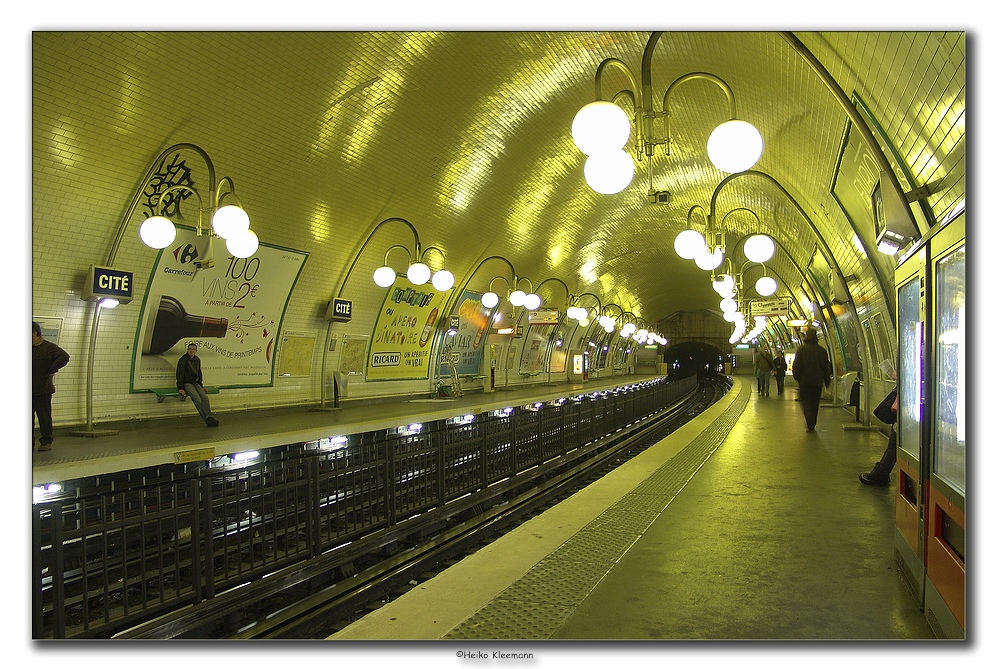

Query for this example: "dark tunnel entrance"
[663,341,728,380]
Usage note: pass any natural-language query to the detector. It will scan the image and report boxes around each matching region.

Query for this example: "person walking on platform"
[33,321,70,451]
[773,349,788,395]
[177,343,220,427]
[860,386,898,486]
[754,348,775,395]
[791,328,831,431]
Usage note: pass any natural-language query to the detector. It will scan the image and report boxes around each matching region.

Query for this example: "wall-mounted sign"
[83,265,134,304]
[326,297,353,322]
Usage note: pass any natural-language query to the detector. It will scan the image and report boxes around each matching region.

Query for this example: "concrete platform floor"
[334,376,936,642]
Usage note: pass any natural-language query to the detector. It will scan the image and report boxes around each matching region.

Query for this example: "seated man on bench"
[176,343,220,427]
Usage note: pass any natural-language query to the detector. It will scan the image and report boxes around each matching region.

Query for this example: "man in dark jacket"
[33,321,70,451]
[791,328,831,431]
[773,350,788,395]
[176,343,219,427]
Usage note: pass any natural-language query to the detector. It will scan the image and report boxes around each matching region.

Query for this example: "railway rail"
[123,377,728,639]
[33,374,726,639]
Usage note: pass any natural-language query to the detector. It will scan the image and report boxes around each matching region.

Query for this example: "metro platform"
[332,375,938,641]
[31,374,661,486]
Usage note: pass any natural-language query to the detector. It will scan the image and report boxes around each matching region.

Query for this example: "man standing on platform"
[32,321,70,451]
[792,328,831,431]
[773,349,788,395]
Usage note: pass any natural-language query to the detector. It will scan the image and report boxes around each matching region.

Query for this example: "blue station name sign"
[82,265,134,304]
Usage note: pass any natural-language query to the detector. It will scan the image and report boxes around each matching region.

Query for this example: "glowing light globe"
[431,269,455,291]
[406,262,431,285]
[572,100,631,155]
[523,293,541,310]
[373,266,397,287]
[743,234,776,263]
[694,248,724,271]
[755,276,778,296]
[226,229,259,258]
[584,150,634,194]
[712,274,736,297]
[139,215,176,249]
[212,205,250,239]
[508,290,526,307]
[707,119,763,173]
[481,291,500,308]
[674,229,706,260]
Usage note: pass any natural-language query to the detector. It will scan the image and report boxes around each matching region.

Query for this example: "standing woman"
[773,349,788,395]
[792,329,831,431]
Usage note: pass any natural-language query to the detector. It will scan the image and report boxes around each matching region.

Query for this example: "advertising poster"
[439,290,495,377]
[130,226,308,391]
[366,276,452,380]
[519,322,557,374]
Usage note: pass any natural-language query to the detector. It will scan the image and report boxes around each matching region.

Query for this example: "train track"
[118,377,728,640]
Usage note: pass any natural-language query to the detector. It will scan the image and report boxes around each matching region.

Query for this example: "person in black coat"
[33,321,70,451]
[176,343,220,427]
[773,350,788,395]
[860,387,898,486]
[791,328,831,431]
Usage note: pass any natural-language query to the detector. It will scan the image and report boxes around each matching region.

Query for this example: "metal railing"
[32,375,698,638]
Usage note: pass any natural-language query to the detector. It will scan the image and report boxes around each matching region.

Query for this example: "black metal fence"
[32,375,698,638]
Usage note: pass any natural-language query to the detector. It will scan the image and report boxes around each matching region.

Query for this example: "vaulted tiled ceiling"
[32,31,965,331]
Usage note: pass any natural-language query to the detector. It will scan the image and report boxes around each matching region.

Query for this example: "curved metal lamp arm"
[108,142,217,267]
[336,217,419,298]
[719,206,762,229]
[686,205,709,229]
[419,245,448,268]
[381,243,413,268]
[534,276,571,308]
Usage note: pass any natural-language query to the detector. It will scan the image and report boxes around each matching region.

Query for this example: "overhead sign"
[750,298,791,317]
[528,309,560,325]
[326,297,353,322]
[83,265,134,304]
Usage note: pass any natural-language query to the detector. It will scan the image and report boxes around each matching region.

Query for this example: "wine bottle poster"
[366,276,452,381]
[438,290,496,377]
[130,227,308,391]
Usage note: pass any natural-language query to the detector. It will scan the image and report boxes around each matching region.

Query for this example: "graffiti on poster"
[366,276,452,380]
[439,290,496,376]
[130,226,308,391]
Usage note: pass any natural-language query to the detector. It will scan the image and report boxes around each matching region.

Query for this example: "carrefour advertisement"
[366,277,452,380]
[439,290,496,377]
[130,226,308,391]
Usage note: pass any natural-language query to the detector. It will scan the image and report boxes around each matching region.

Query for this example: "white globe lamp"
[523,293,541,310]
[743,234,776,263]
[431,269,455,291]
[481,291,500,308]
[707,119,763,173]
[407,262,431,285]
[212,204,250,239]
[373,266,397,287]
[572,100,631,155]
[584,150,634,194]
[226,229,259,258]
[139,215,177,249]
[755,276,778,296]
[694,248,724,271]
[508,290,526,307]
[674,229,706,260]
